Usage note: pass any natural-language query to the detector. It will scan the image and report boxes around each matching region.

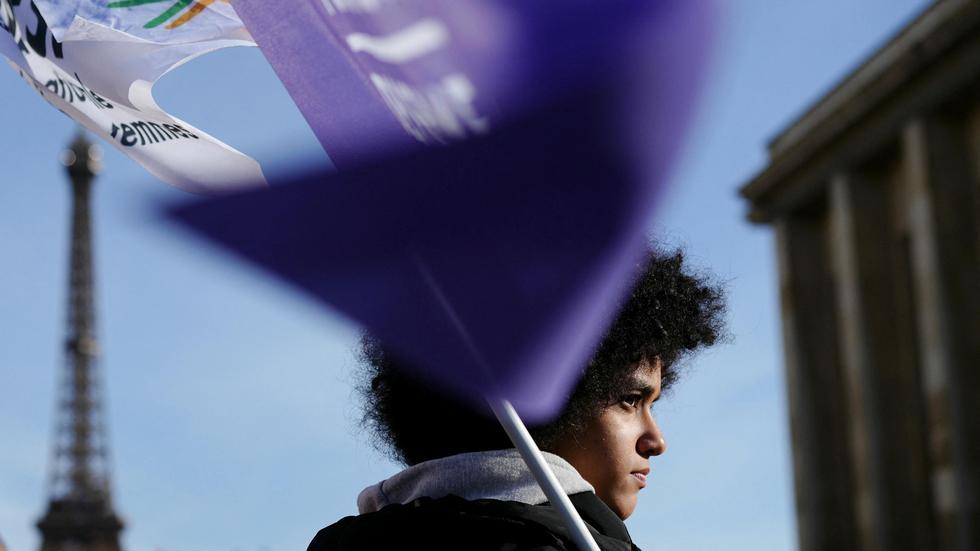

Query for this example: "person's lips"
[631,468,650,488]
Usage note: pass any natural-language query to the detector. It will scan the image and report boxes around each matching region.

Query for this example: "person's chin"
[611,492,638,520]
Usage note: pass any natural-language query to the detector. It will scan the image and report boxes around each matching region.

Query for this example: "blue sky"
[1,2,931,550]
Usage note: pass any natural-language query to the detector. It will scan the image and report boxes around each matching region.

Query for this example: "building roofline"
[740,0,980,222]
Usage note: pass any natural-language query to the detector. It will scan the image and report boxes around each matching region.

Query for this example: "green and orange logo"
[106,0,230,30]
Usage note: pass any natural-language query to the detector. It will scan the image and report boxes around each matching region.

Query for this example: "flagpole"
[488,398,601,551]
[412,251,599,549]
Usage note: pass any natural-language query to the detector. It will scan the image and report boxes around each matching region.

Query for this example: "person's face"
[553,358,667,519]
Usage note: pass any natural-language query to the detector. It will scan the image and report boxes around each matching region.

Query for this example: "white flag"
[1,0,265,193]
[34,0,251,44]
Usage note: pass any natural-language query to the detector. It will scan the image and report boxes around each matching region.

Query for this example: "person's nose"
[637,412,667,458]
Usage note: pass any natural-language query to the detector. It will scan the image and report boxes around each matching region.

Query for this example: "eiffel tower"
[36,133,124,551]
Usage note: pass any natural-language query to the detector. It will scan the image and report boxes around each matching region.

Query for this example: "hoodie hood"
[357,449,594,514]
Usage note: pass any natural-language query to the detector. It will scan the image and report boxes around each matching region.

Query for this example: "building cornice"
[740,0,980,223]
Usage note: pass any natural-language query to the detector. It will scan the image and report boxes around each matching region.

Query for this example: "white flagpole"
[488,398,601,551]
[412,254,600,550]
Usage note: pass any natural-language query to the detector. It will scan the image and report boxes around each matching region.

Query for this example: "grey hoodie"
[357,449,595,514]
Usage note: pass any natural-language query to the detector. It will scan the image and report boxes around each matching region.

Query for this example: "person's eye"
[620,394,643,408]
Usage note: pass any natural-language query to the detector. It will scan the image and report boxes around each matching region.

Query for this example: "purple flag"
[233,0,713,171]
[167,1,715,422]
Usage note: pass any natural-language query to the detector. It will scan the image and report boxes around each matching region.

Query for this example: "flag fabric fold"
[169,89,652,422]
[1,0,264,193]
[166,0,716,421]
[232,0,689,170]
[34,0,251,44]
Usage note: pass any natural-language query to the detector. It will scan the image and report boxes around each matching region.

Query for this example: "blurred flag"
[34,0,250,44]
[0,0,264,193]
[233,0,702,171]
[169,91,651,422]
[168,1,715,421]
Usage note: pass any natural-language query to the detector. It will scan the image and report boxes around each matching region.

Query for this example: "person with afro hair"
[309,246,726,551]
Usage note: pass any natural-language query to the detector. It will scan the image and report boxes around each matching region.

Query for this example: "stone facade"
[741,2,980,550]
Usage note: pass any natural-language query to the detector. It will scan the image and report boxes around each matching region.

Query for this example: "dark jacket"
[308,491,640,550]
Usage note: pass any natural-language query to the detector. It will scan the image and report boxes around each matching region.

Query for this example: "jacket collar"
[357,448,595,514]
[568,492,634,544]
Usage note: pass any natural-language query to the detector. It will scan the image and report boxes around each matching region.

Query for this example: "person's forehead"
[625,360,661,389]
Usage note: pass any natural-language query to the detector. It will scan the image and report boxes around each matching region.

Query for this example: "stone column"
[904,115,980,551]
[830,167,936,551]
[775,211,857,551]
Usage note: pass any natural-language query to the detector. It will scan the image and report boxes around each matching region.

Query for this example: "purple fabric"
[234,0,712,169]
[167,1,715,421]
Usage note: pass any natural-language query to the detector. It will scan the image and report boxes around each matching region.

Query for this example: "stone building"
[740,2,980,551]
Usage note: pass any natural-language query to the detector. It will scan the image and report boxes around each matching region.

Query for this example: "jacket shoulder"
[308,496,572,551]
[309,495,638,551]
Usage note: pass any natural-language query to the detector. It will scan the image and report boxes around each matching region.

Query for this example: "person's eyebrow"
[625,378,657,398]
